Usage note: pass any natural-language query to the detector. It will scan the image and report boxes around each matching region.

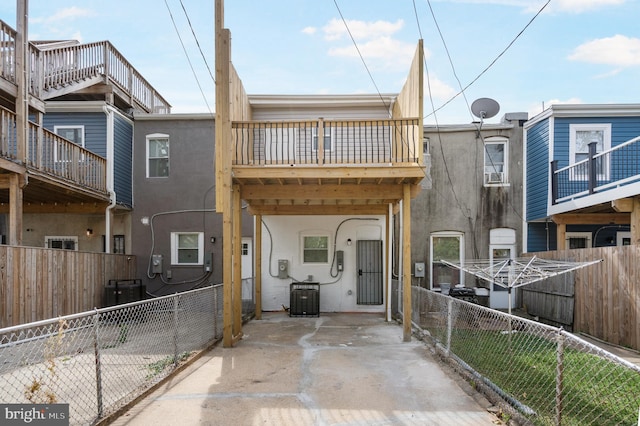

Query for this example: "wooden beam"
[612,198,634,213]
[0,202,110,214]
[247,204,390,216]
[631,198,640,245]
[232,165,426,181]
[9,174,23,246]
[255,214,262,320]
[556,223,566,250]
[240,183,416,201]
[402,184,412,342]
[0,159,27,175]
[551,213,630,225]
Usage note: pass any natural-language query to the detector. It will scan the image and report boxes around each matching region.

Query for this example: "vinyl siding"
[526,119,550,221]
[43,112,107,157]
[527,221,556,252]
[114,115,133,207]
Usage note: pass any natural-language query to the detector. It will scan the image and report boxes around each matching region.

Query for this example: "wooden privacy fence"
[0,246,136,328]
[525,245,640,351]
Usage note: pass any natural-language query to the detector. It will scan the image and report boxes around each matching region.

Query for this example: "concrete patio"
[110,313,502,425]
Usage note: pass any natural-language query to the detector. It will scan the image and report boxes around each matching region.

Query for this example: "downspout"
[103,105,116,253]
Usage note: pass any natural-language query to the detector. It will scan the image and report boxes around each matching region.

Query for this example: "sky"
[1,0,639,124]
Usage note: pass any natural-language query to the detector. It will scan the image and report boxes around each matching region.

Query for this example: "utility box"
[414,262,426,278]
[104,279,146,307]
[151,254,163,274]
[289,283,319,317]
[278,259,289,279]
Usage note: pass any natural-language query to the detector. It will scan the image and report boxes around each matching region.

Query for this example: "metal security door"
[356,240,383,305]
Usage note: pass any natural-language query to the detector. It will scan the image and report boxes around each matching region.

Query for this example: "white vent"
[485,172,504,184]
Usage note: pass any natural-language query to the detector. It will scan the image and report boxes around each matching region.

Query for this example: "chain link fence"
[408,285,640,425]
[0,284,225,425]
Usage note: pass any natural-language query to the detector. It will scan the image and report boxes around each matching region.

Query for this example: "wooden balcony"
[231,118,425,215]
[551,136,640,212]
[0,106,108,208]
[0,19,170,114]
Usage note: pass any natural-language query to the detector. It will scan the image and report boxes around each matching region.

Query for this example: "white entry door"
[489,246,516,310]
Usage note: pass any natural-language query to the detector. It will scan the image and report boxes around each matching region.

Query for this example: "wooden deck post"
[255,214,262,320]
[8,174,23,246]
[556,223,566,250]
[233,184,243,337]
[402,184,412,342]
[631,197,640,245]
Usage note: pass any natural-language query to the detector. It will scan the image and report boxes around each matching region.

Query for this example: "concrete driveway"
[110,313,501,425]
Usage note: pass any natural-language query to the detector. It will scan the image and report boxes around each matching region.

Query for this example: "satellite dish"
[471,98,500,120]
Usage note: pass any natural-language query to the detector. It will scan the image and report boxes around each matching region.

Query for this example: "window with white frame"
[54,125,84,162]
[569,123,611,180]
[484,137,508,185]
[146,134,170,178]
[171,232,204,265]
[302,235,329,263]
[312,126,333,151]
[566,232,592,249]
[45,236,78,250]
[430,232,464,291]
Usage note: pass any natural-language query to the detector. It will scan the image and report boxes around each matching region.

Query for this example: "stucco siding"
[526,119,549,221]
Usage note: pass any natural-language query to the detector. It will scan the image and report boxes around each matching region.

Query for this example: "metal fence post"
[446,298,453,356]
[173,295,180,367]
[556,329,565,426]
[92,309,103,419]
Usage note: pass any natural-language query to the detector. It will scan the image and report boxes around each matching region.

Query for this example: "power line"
[178,0,216,85]
[424,0,552,120]
[163,0,213,114]
[332,0,391,114]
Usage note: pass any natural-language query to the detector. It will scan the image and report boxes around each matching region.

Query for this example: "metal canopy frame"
[441,256,602,314]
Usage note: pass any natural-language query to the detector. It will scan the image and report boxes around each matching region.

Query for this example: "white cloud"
[322,18,415,70]
[540,0,626,14]
[31,7,95,24]
[424,74,457,101]
[432,0,626,14]
[322,18,404,42]
[568,35,640,66]
[302,26,316,35]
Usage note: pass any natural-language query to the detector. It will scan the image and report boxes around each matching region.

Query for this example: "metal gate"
[356,240,383,305]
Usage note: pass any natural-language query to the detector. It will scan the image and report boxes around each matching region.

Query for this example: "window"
[569,124,611,180]
[302,235,329,263]
[617,231,631,246]
[102,235,126,253]
[430,232,464,290]
[171,232,204,265]
[147,134,169,177]
[484,137,508,185]
[312,126,333,151]
[54,125,84,162]
[45,236,78,250]
[566,232,592,249]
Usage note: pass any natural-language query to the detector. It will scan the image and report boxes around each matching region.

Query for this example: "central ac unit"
[485,172,504,184]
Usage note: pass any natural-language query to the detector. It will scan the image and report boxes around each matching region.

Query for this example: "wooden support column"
[9,174,23,246]
[402,184,412,342]
[631,197,640,245]
[255,214,262,320]
[233,184,243,337]
[15,0,29,164]
[215,0,234,346]
[556,223,566,250]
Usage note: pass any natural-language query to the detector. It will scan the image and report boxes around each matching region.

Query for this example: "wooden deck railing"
[0,106,107,193]
[552,135,640,204]
[0,19,170,114]
[232,118,421,166]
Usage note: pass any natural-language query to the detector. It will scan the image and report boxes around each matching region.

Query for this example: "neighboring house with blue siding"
[0,28,169,254]
[524,104,640,252]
